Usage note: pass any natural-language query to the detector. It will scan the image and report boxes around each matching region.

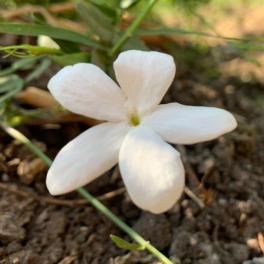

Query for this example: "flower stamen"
[130,113,140,126]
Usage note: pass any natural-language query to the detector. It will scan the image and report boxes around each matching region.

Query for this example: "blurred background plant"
[1,0,263,126]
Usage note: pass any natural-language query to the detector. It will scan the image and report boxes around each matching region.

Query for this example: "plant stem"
[77,188,173,264]
[109,0,158,57]
[1,124,174,264]
[1,125,53,166]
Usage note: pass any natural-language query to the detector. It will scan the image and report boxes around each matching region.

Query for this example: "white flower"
[46,50,237,214]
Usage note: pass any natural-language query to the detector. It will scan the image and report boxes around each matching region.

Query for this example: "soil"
[1,4,264,263]
[0,61,264,264]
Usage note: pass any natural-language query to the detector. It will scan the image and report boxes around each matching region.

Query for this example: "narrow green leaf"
[91,49,108,71]
[0,78,24,104]
[230,41,264,52]
[54,40,80,53]
[138,27,264,54]
[110,235,147,251]
[123,37,149,51]
[0,44,62,58]
[109,0,158,57]
[0,76,23,93]
[136,27,264,43]
[0,88,21,104]
[121,0,141,9]
[0,58,37,77]
[0,23,103,49]
[25,58,51,83]
[76,1,113,42]
[51,52,91,66]
[89,0,118,18]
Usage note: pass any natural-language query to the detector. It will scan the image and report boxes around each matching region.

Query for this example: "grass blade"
[0,23,103,49]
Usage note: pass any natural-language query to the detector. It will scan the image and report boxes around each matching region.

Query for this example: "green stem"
[1,124,174,264]
[109,0,158,57]
[1,125,53,166]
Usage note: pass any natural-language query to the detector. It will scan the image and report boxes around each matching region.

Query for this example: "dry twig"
[0,182,125,207]
[258,232,264,254]
[184,186,205,209]
[16,87,99,126]
[177,145,202,188]
[2,3,85,33]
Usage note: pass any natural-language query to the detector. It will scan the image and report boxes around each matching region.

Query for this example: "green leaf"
[0,23,103,49]
[230,41,264,52]
[0,76,23,93]
[91,50,108,71]
[76,1,113,42]
[54,40,80,53]
[136,27,259,43]
[0,77,24,104]
[110,235,147,251]
[0,58,37,77]
[89,0,118,18]
[121,0,141,9]
[51,52,91,66]
[0,44,62,58]
[25,58,51,83]
[123,37,149,51]
[138,27,264,54]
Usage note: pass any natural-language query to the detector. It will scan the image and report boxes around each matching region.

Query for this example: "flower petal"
[119,126,185,214]
[114,50,176,114]
[48,63,127,121]
[143,103,237,144]
[46,122,129,195]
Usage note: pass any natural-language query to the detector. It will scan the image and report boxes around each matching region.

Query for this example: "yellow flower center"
[130,112,140,126]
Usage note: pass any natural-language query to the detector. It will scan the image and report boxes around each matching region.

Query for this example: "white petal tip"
[139,182,184,214]
[119,126,185,214]
[46,171,67,196]
[230,113,238,130]
[47,65,72,93]
[114,50,176,114]
[47,63,127,121]
[146,201,178,214]
[144,103,238,145]
[221,110,238,134]
[46,166,79,196]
